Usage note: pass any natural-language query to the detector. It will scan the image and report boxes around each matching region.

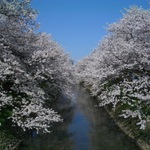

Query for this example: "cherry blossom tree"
[30,33,74,101]
[75,6,150,130]
[0,0,74,133]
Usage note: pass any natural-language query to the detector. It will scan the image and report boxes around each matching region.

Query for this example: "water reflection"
[20,86,141,150]
[68,110,91,150]
[75,86,140,150]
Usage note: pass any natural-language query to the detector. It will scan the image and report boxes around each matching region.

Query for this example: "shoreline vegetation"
[104,107,150,150]
[82,83,150,150]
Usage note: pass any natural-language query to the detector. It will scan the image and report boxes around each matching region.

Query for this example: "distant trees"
[0,0,74,133]
[75,6,150,130]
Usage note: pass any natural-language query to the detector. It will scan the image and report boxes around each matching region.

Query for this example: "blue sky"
[31,0,149,61]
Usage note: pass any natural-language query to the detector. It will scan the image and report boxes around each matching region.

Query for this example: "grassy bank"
[104,105,150,150]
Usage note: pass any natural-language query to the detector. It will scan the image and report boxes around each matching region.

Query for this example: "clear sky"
[31,0,149,61]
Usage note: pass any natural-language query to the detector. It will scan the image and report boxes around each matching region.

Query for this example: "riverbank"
[82,84,150,150]
[104,106,150,150]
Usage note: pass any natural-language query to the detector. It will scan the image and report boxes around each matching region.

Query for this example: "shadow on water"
[20,96,76,150]
[0,85,141,150]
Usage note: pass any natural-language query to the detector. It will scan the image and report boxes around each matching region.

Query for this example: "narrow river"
[20,86,140,150]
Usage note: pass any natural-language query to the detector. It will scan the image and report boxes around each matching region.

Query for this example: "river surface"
[18,85,141,150]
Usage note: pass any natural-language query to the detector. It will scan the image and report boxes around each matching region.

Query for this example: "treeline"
[0,0,74,133]
[75,6,150,134]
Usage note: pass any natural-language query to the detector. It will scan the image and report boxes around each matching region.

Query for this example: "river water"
[19,85,140,150]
